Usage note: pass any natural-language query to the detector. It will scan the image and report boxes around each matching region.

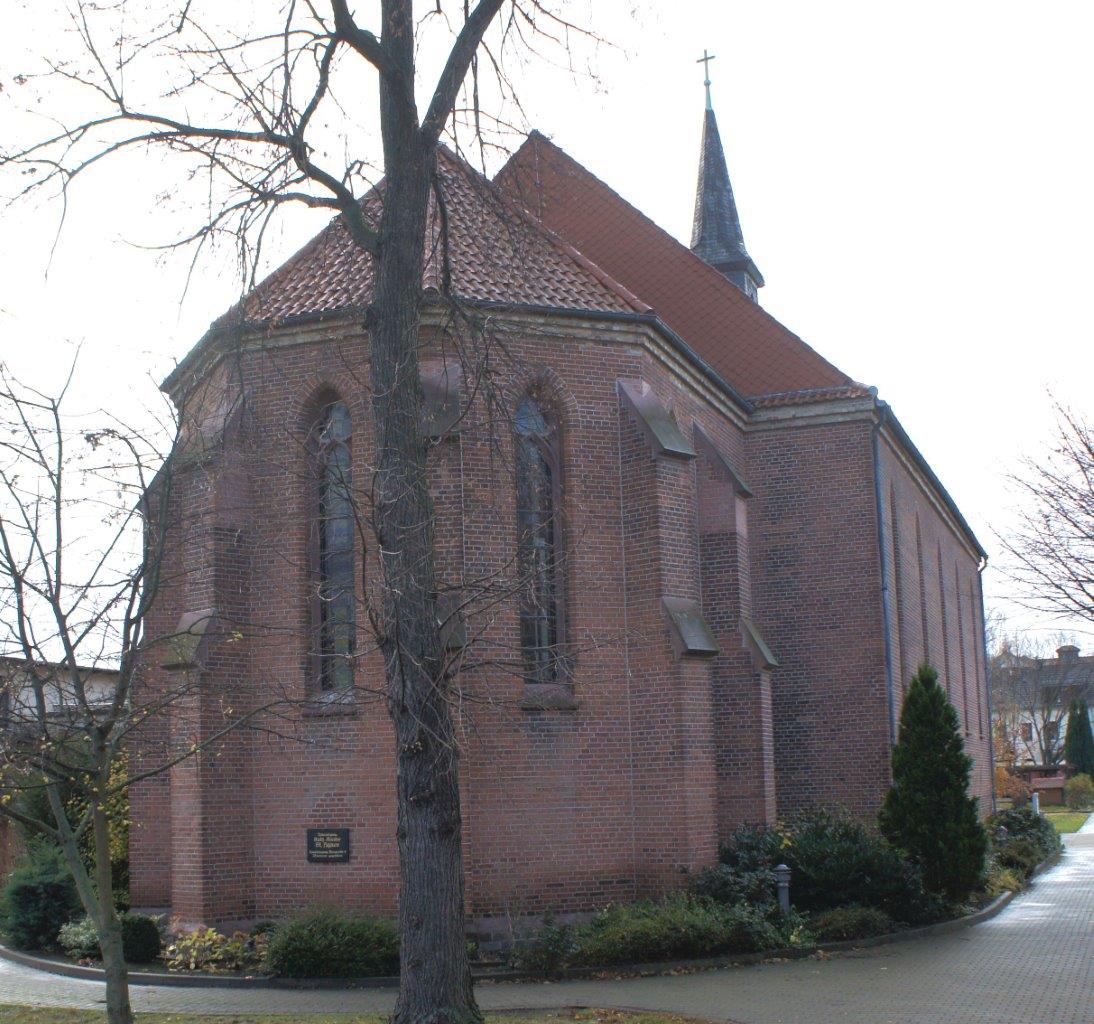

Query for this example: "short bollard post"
[1031,791,1041,815]
[775,863,791,917]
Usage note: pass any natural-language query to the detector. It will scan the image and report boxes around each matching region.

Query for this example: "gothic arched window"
[515,395,564,683]
[313,400,355,690]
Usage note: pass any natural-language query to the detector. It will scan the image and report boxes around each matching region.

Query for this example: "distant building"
[993,645,1093,767]
[0,656,119,720]
[0,657,120,876]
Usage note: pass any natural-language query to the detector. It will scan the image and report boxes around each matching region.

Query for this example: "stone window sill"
[519,683,579,712]
[302,689,358,718]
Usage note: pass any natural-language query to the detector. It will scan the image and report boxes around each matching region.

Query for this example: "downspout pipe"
[870,389,898,745]
[977,560,997,813]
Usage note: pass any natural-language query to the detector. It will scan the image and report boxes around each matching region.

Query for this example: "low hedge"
[509,893,797,973]
[574,895,784,967]
[265,907,399,978]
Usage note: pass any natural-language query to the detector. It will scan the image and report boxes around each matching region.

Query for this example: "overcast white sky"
[2,0,1092,650]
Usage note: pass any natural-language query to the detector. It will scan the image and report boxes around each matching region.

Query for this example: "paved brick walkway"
[2,825,1092,1023]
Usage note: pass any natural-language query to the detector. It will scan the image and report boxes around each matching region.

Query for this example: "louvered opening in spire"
[691,105,763,302]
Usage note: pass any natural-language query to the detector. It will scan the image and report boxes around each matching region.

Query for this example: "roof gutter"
[161,306,370,398]
[449,299,756,416]
[976,569,997,813]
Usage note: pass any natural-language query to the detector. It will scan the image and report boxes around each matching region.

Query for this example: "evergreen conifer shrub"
[1064,700,1094,777]
[879,664,988,903]
[0,845,81,951]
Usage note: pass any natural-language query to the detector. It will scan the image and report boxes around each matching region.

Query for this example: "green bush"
[716,812,939,924]
[58,916,100,960]
[265,908,399,978]
[9,754,131,909]
[984,866,1023,897]
[718,823,785,873]
[572,894,783,967]
[57,913,161,964]
[783,811,939,922]
[0,846,81,951]
[690,864,777,909]
[163,926,264,973]
[879,665,988,903]
[508,918,577,974]
[809,905,894,942]
[988,806,1062,872]
[122,914,162,963]
[993,837,1044,878]
[1064,773,1094,810]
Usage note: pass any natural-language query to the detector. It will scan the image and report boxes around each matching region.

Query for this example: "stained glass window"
[315,401,354,690]
[515,396,563,684]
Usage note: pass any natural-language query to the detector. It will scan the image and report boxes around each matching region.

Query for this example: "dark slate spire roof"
[690,105,764,301]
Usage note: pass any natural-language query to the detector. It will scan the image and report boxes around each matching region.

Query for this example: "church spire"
[690,53,763,302]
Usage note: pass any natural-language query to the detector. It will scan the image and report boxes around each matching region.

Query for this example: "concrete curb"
[0,851,1060,991]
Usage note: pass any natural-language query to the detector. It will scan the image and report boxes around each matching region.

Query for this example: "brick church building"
[129,95,993,928]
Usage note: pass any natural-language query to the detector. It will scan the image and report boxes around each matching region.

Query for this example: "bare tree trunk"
[93,797,133,1024]
[3,4,562,1020]
[44,779,133,1024]
[373,9,478,1020]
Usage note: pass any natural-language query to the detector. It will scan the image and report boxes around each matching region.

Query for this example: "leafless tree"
[1001,404,1094,629]
[988,630,1079,766]
[2,5,608,1023]
[0,364,302,1024]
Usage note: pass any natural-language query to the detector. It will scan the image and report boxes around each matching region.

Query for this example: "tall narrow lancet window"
[314,401,355,690]
[514,395,564,684]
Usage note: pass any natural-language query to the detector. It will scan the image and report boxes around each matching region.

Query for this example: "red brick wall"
[877,436,993,811]
[129,315,990,926]
[131,391,262,921]
[131,319,752,924]
[748,415,894,818]
[697,449,777,834]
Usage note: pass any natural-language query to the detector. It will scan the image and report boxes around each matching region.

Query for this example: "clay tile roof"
[216,148,641,330]
[495,131,851,399]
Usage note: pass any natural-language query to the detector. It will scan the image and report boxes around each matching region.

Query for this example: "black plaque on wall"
[307,828,351,863]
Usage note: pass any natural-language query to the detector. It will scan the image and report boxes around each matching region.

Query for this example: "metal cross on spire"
[697,49,716,110]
